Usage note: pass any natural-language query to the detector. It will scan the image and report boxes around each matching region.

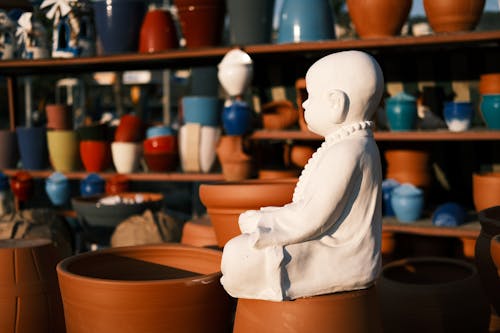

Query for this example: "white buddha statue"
[220,50,385,301]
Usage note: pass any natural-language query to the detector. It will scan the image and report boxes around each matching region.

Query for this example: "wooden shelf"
[1,170,225,182]
[383,216,480,239]
[250,129,500,141]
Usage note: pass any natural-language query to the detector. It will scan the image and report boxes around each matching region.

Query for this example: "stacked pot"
[112,114,145,174]
[479,73,500,130]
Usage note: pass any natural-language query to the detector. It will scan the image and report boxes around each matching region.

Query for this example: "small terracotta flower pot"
[385,149,431,188]
[199,178,297,247]
[473,172,500,212]
[423,0,485,33]
[216,135,252,181]
[261,100,299,130]
[46,104,73,130]
[57,244,232,333]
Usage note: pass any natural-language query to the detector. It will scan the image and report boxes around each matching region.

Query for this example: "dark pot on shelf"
[226,0,275,45]
[16,126,49,170]
[0,129,18,169]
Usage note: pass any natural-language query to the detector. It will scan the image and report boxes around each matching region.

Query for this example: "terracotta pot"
[57,244,232,333]
[261,100,299,130]
[9,171,34,202]
[216,135,252,181]
[80,140,112,172]
[0,238,65,333]
[233,286,382,333]
[423,0,485,33]
[479,73,500,95]
[476,206,500,315]
[139,7,178,53]
[381,230,396,258]
[347,0,412,38]
[473,172,500,212]
[492,234,500,277]
[199,178,297,247]
[181,215,218,247]
[385,149,431,188]
[378,257,490,333]
[46,103,73,130]
[287,144,315,168]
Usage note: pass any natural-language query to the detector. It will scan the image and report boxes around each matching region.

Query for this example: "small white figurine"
[220,50,385,301]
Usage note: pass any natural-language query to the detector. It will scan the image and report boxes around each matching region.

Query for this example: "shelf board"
[383,216,480,239]
[0,30,499,76]
[1,170,225,182]
[250,129,500,141]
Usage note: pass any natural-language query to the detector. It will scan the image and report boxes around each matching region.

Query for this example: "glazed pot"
[56,244,233,333]
[233,286,382,333]
[480,94,500,129]
[492,234,500,277]
[45,172,70,206]
[475,206,500,315]
[0,238,66,333]
[390,184,424,223]
[385,149,431,188]
[105,174,130,195]
[473,172,500,212]
[222,100,253,135]
[385,93,418,131]
[9,171,34,202]
[199,178,297,247]
[114,114,145,142]
[16,126,49,170]
[423,0,485,33]
[443,101,474,132]
[226,0,275,45]
[381,178,399,217]
[47,130,80,172]
[80,140,112,172]
[80,173,105,197]
[378,257,490,333]
[111,142,143,173]
[0,129,18,169]
[181,96,223,126]
[45,103,72,130]
[347,0,412,38]
[139,6,178,53]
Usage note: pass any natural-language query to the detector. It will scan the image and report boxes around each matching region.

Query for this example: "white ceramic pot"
[217,49,253,97]
[111,142,143,173]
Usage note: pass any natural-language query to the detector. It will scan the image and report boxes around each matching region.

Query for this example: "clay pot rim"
[57,244,222,285]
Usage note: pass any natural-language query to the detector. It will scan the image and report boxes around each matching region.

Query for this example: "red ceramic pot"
[143,135,178,154]
[139,7,178,53]
[105,174,130,195]
[114,114,145,142]
[9,171,34,202]
[144,152,179,172]
[80,140,112,172]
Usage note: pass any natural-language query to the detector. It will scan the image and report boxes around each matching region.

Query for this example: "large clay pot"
[423,0,485,33]
[347,0,412,38]
[385,149,431,188]
[473,172,500,212]
[199,178,297,247]
[57,244,232,333]
[378,257,490,333]
[476,206,500,315]
[0,238,65,333]
[233,286,382,333]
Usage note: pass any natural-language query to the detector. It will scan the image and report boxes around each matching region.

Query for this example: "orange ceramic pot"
[233,286,382,333]
[295,78,309,131]
[181,215,218,247]
[423,0,485,33]
[216,135,252,181]
[57,244,233,333]
[385,149,431,188]
[492,234,500,277]
[0,239,66,333]
[288,144,315,168]
[261,100,299,130]
[479,73,500,95]
[473,172,500,212]
[199,178,297,247]
[139,7,178,53]
[347,0,412,38]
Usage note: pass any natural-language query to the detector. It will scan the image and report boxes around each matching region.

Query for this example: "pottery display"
[46,103,73,130]
[385,149,431,188]
[385,92,418,131]
[216,135,252,181]
[226,0,275,45]
[381,178,399,217]
[111,142,143,173]
[9,171,34,203]
[479,73,500,95]
[390,183,424,223]
[16,126,49,170]
[261,100,299,130]
[443,101,474,132]
[432,202,466,227]
[181,96,223,126]
[480,94,500,129]
[80,173,105,197]
[80,140,112,172]
[347,0,412,38]
[492,234,500,276]
[473,172,500,212]
[218,49,253,98]
[56,244,232,333]
[174,0,225,48]
[181,215,218,247]
[233,286,382,333]
[114,114,145,142]
[105,174,130,195]
[475,206,500,314]
[199,178,297,247]
[277,0,335,43]
[47,130,80,172]
[45,172,70,206]
[179,124,221,173]
[139,5,178,53]
[143,135,179,172]
[378,256,490,332]
[0,238,66,333]
[0,129,18,169]
[423,0,485,33]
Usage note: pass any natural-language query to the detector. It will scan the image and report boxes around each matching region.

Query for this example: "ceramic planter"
[385,93,418,131]
[390,184,424,223]
[347,0,412,38]
[181,216,218,247]
[378,257,490,332]
[80,140,112,172]
[443,101,474,132]
[0,238,66,333]
[216,135,252,181]
[473,172,500,212]
[111,142,143,173]
[181,96,223,126]
[199,178,297,247]
[56,244,232,333]
[9,171,34,202]
[47,130,80,172]
[114,114,145,142]
[226,0,275,45]
[423,0,485,33]
[479,73,500,95]
[143,135,179,172]
[16,126,49,170]
[480,94,500,129]
[385,149,431,188]
[261,100,299,130]
[233,286,382,333]
[139,6,178,53]
[222,101,253,135]
[45,104,73,130]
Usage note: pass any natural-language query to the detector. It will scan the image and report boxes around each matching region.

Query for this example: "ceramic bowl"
[473,172,500,212]
[143,135,178,154]
[111,142,143,173]
[480,94,500,129]
[56,244,232,333]
[443,101,474,132]
[146,125,174,139]
[390,184,424,223]
[479,73,500,95]
[181,96,223,126]
[199,178,297,247]
[432,202,466,227]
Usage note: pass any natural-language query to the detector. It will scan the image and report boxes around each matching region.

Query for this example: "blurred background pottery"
[146,125,174,139]
[216,135,252,181]
[258,169,300,180]
[261,100,299,130]
[347,0,412,38]
[277,0,335,43]
[385,92,418,131]
[45,104,73,130]
[479,73,500,95]
[473,172,500,212]
[217,49,253,98]
[443,101,474,132]
[16,126,49,170]
[0,129,18,169]
[431,202,466,227]
[139,5,178,53]
[105,174,130,195]
[222,100,252,135]
[174,0,225,48]
[181,96,223,126]
[226,0,275,45]
[56,244,232,333]
[76,123,109,141]
[80,140,112,172]
[385,149,431,189]
[423,0,485,33]
[47,130,80,172]
[45,172,70,206]
[390,184,424,223]
[179,125,220,173]
[0,239,66,333]
[480,94,500,129]
[287,144,315,169]
[92,0,147,54]
[80,173,105,197]
[111,142,143,173]
[143,135,179,172]
[9,171,34,203]
[114,114,145,142]
[381,178,400,217]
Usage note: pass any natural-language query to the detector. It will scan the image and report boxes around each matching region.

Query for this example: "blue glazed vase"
[45,172,70,206]
[390,184,424,223]
[480,94,500,129]
[80,173,105,197]
[222,100,252,135]
[443,102,474,132]
[386,93,418,131]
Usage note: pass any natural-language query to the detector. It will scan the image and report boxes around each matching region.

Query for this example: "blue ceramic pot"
[277,0,335,43]
[432,202,466,227]
[80,173,105,197]
[146,125,174,139]
[45,172,70,206]
[182,96,223,126]
[382,178,400,217]
[390,184,424,223]
[16,126,49,170]
[386,93,417,131]
[443,102,474,132]
[480,94,500,129]
[222,100,252,135]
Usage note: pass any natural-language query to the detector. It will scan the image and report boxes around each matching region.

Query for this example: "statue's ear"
[326,89,348,124]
